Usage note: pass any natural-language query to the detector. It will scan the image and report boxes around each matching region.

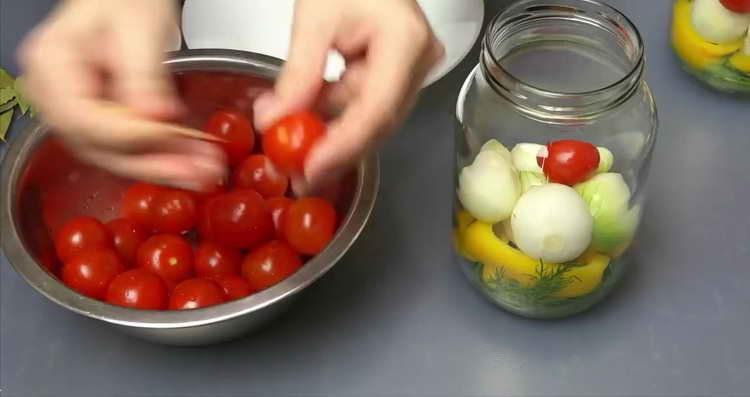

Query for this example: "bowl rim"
[0,49,380,329]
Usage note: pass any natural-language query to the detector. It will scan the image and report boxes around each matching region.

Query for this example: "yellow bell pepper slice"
[461,221,548,287]
[671,0,744,70]
[455,210,474,234]
[553,251,610,298]
[458,221,611,298]
[729,51,750,73]
[453,211,477,261]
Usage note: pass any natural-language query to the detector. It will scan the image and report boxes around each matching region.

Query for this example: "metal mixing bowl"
[0,49,379,346]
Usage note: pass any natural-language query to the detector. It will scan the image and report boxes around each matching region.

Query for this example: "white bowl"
[181,0,484,86]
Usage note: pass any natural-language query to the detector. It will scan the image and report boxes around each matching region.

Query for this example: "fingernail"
[290,177,311,198]
[303,146,335,189]
[171,179,204,192]
[253,93,282,130]
[309,169,344,193]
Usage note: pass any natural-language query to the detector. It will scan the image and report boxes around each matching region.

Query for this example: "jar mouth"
[482,0,645,122]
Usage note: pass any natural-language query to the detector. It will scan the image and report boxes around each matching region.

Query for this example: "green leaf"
[0,99,17,113]
[13,77,30,115]
[0,68,14,89]
[0,107,14,141]
[0,87,15,106]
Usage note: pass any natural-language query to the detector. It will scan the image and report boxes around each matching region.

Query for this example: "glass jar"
[453,0,657,319]
[671,0,750,93]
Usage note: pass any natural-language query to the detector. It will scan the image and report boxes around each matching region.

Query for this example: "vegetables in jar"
[672,0,750,93]
[453,0,656,318]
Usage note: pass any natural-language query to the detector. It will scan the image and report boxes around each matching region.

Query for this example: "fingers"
[304,12,443,186]
[315,63,368,116]
[73,138,227,191]
[110,2,181,120]
[19,24,105,141]
[253,0,336,130]
[18,0,222,190]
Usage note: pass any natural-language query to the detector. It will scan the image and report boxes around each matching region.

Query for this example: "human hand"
[253,0,444,192]
[19,0,226,191]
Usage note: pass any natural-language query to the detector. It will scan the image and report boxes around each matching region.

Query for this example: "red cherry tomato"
[232,154,289,198]
[537,139,600,186]
[194,241,242,277]
[241,240,302,291]
[106,218,148,264]
[61,248,126,299]
[169,278,226,310]
[192,183,228,204]
[266,196,293,239]
[204,110,255,166]
[37,249,61,275]
[262,111,325,174]
[210,274,254,300]
[121,183,164,228]
[151,189,198,234]
[106,269,169,310]
[136,234,194,284]
[54,216,112,263]
[199,189,274,249]
[720,0,750,12]
[283,198,337,255]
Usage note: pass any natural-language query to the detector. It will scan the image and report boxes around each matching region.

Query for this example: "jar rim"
[482,0,645,122]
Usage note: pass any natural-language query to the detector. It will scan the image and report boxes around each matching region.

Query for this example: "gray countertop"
[2,1,750,396]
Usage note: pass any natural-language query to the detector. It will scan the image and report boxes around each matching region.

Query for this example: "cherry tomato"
[121,183,164,228]
[232,154,289,198]
[106,269,169,310]
[192,183,228,204]
[262,111,325,174]
[266,196,293,239]
[37,249,61,275]
[136,234,194,284]
[204,110,255,166]
[210,274,254,300]
[106,218,149,264]
[61,248,126,299]
[151,189,198,234]
[169,278,226,310]
[54,216,112,263]
[199,189,274,249]
[283,198,337,255]
[242,240,302,291]
[537,139,600,186]
[194,241,242,277]
[720,0,750,12]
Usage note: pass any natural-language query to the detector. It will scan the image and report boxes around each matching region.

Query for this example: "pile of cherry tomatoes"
[52,110,338,311]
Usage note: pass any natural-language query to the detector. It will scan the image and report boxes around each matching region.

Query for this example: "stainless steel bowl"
[0,49,379,346]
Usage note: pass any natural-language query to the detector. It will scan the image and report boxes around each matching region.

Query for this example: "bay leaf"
[0,108,14,141]
[0,87,15,105]
[0,69,14,89]
[14,77,30,115]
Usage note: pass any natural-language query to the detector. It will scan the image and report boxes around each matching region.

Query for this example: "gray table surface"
[2,1,750,396]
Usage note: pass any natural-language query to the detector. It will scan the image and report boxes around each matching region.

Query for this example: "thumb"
[254,7,334,130]
[111,8,181,120]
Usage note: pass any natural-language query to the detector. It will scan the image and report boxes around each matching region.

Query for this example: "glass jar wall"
[671,0,750,93]
[453,0,658,319]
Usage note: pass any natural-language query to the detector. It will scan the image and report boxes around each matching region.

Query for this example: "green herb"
[0,109,14,141]
[0,67,35,141]
[0,87,15,105]
[14,77,31,116]
[478,260,575,307]
[0,69,14,88]
[0,99,17,113]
